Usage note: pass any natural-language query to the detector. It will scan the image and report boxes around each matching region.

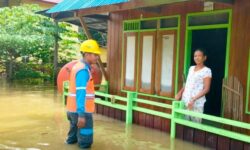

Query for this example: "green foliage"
[0,4,82,81]
[0,4,54,66]
[14,67,41,79]
[0,65,5,73]
[13,63,53,84]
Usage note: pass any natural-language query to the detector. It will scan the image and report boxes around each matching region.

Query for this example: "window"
[160,17,178,28]
[122,16,179,97]
[156,31,177,96]
[138,32,156,94]
[188,12,229,26]
[141,20,157,29]
[123,21,140,31]
[123,32,138,91]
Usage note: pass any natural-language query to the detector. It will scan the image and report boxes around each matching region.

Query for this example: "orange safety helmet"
[80,39,101,55]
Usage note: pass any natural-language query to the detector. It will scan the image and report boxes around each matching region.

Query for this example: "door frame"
[183,9,232,116]
[246,50,250,114]
[184,9,232,77]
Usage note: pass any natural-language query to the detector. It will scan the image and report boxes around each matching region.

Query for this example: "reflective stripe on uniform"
[86,94,95,97]
[68,93,76,97]
[76,86,86,90]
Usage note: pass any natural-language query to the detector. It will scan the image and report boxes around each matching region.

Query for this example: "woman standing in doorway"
[175,48,212,123]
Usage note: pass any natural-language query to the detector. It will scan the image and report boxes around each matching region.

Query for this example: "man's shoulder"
[75,69,90,83]
[72,61,86,72]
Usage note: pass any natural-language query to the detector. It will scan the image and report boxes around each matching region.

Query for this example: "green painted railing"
[132,97,172,120]
[95,91,127,111]
[62,80,109,105]
[62,81,69,105]
[171,101,250,143]
[126,92,172,124]
[62,81,250,143]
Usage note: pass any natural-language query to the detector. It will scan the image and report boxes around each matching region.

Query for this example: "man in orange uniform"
[65,39,101,149]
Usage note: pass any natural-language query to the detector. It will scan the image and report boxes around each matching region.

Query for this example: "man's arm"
[75,69,89,128]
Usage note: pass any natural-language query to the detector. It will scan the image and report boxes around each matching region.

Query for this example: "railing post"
[126,92,136,124]
[179,101,185,119]
[62,81,68,105]
[104,81,109,101]
[62,81,65,104]
[171,101,180,138]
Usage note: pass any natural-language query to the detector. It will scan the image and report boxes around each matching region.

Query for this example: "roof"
[37,10,108,33]
[46,0,129,13]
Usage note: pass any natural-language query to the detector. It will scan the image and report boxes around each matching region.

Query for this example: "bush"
[13,78,44,84]
[13,63,53,84]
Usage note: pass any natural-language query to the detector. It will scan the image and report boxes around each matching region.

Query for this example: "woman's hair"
[194,48,207,56]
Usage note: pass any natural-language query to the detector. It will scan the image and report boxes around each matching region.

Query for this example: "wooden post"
[96,57,108,81]
[79,16,92,39]
[78,16,108,81]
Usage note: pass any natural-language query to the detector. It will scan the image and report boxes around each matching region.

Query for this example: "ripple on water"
[37,143,50,146]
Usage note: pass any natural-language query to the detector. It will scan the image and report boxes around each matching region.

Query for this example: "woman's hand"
[187,101,194,109]
[175,87,184,100]
[187,98,196,110]
[175,94,181,100]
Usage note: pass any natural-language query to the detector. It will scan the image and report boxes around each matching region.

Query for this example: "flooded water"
[0,79,208,150]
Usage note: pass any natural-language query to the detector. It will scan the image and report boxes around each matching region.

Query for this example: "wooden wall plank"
[121,110,126,121]
[138,112,146,126]
[133,111,139,124]
[176,124,184,139]
[145,114,154,128]
[109,107,115,118]
[103,106,109,116]
[153,116,162,130]
[194,129,206,146]
[96,104,100,114]
[183,126,194,143]
[205,132,218,149]
[161,119,170,132]
[115,109,122,121]
[230,139,244,150]
[244,143,250,150]
[97,104,104,115]
[217,136,230,150]
[161,119,168,132]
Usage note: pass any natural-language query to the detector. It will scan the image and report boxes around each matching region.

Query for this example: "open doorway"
[190,29,227,116]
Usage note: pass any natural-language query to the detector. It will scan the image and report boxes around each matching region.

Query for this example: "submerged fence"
[63,81,250,143]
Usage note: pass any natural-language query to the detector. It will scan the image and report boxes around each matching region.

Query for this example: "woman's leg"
[190,106,204,123]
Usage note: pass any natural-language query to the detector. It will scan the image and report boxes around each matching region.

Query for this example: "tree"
[0,4,81,81]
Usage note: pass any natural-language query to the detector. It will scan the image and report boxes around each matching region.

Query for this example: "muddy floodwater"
[0,80,208,150]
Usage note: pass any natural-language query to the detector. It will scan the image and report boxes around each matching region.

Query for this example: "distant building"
[0,0,60,8]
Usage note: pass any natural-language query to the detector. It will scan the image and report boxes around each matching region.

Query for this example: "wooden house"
[46,0,250,149]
